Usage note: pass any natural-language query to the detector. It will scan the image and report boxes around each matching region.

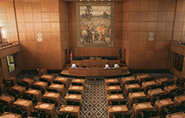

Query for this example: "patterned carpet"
[15,72,175,118]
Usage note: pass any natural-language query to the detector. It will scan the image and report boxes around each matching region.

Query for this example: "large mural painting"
[76,2,115,48]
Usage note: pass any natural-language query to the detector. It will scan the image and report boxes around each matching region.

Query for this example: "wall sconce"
[1,27,6,39]
[0,27,6,43]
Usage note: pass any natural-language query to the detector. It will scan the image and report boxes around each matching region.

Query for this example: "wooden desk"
[38,68,47,77]
[142,81,156,93]
[164,85,179,94]
[174,76,185,84]
[33,81,48,92]
[125,84,140,95]
[55,77,69,88]
[25,89,42,102]
[0,94,15,105]
[136,74,150,84]
[105,79,119,87]
[156,77,169,85]
[128,92,146,105]
[49,84,65,96]
[68,86,84,95]
[103,68,122,76]
[154,98,174,114]
[59,105,80,118]
[147,88,164,103]
[43,92,61,105]
[5,77,17,84]
[65,94,82,104]
[0,112,21,118]
[71,79,85,86]
[132,102,153,118]
[166,112,185,118]
[106,94,124,106]
[11,85,26,95]
[21,78,34,87]
[35,103,55,118]
[13,99,33,115]
[174,95,185,106]
[41,75,54,84]
[69,68,89,76]
[108,105,128,118]
[106,86,121,95]
[121,77,135,88]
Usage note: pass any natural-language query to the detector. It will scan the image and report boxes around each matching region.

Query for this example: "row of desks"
[0,77,86,118]
[105,77,185,118]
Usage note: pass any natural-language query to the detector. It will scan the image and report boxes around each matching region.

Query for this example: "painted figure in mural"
[80,6,111,44]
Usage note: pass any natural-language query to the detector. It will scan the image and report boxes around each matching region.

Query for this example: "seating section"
[0,73,185,118]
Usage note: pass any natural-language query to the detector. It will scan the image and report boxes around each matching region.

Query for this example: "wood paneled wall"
[172,0,185,42]
[0,0,18,43]
[122,0,176,69]
[68,2,123,57]
[14,0,68,70]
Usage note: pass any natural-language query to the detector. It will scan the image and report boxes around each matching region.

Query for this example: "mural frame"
[76,2,115,48]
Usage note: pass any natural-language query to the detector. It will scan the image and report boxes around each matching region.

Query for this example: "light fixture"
[101,0,103,1]
[0,27,6,39]
[87,0,89,1]
[94,0,96,1]
[80,0,82,1]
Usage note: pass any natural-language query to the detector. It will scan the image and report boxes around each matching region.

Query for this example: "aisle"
[80,79,107,118]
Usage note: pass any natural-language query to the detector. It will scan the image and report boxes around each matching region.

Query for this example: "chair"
[77,83,83,86]
[119,100,127,105]
[111,101,119,105]
[42,98,49,103]
[123,113,131,118]
[67,116,77,118]
[130,88,139,93]
[31,111,40,117]
[47,88,53,92]
[52,89,58,93]
[110,91,117,94]
[73,102,80,106]
[75,92,82,95]
[151,111,158,117]
[49,99,58,106]
[117,90,123,94]
[113,113,122,118]
[71,83,78,86]
[3,105,9,112]
[66,101,73,105]
[142,111,151,117]
[58,114,67,118]
[16,109,27,118]
[167,81,174,86]
[110,83,115,86]
[68,91,75,94]
[17,81,21,86]
[134,98,145,103]
[10,106,17,114]
[0,103,4,115]
[139,88,144,92]
[39,112,50,118]
[116,83,120,85]
[144,98,150,102]
[40,78,47,82]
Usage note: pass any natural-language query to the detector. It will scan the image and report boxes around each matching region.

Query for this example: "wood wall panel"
[14,0,68,70]
[123,0,175,69]
[0,0,18,43]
